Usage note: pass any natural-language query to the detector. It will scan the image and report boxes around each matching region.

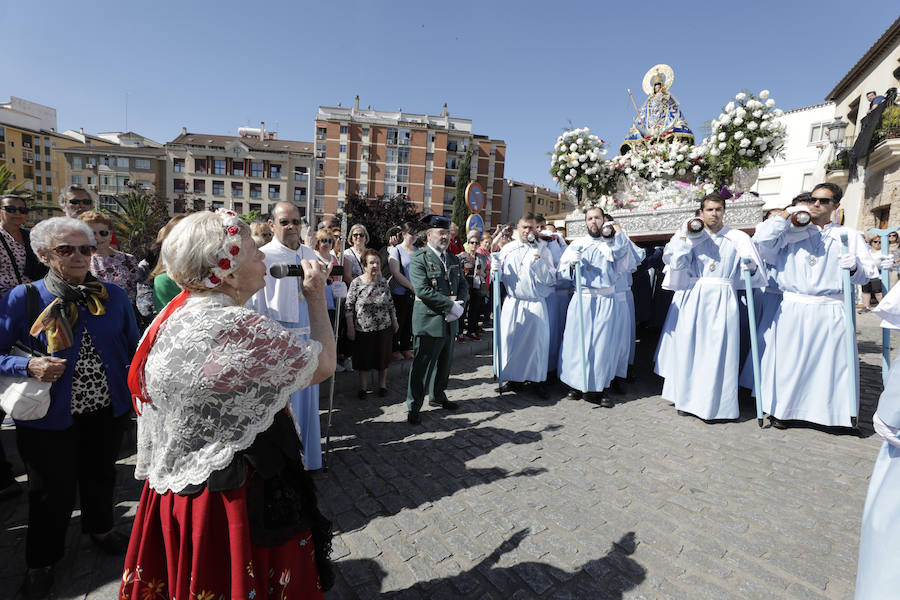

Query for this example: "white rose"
[576,138,584,146]
[625,167,633,174]
[565,174,573,181]
[740,138,751,148]
[569,168,577,176]
[734,117,744,126]
[569,143,577,151]
[736,92,747,101]
[718,142,727,150]
[734,131,744,140]
[725,102,735,113]
[676,154,684,161]
[766,99,776,108]
[692,165,701,173]
[710,148,720,156]
[747,121,759,130]
[760,144,768,151]
[718,132,726,141]
[759,90,770,99]
[678,168,686,175]
[720,115,731,125]
[738,149,747,156]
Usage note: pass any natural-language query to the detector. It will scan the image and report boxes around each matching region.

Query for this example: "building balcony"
[867,137,900,173]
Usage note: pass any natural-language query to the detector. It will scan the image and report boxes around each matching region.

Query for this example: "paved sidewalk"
[0,313,891,598]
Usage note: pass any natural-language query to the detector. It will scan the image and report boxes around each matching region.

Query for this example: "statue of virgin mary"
[621,64,694,154]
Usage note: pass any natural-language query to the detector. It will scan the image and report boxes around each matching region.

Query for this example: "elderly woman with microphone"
[120,208,336,599]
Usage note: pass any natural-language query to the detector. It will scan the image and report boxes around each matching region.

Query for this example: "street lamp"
[827,118,849,147]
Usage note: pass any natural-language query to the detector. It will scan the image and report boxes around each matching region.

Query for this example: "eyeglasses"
[67,198,92,206]
[810,197,834,205]
[95,230,110,237]
[352,232,365,238]
[50,245,95,257]
[278,219,301,226]
[320,238,334,244]
[1,206,28,214]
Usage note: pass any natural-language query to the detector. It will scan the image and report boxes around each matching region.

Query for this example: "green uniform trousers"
[406,333,456,413]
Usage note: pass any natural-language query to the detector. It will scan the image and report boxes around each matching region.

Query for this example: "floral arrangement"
[697,90,786,186]
[205,209,244,288]
[611,139,702,182]
[550,128,607,195]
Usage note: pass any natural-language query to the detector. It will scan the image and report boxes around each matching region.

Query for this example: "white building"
[751,102,836,209]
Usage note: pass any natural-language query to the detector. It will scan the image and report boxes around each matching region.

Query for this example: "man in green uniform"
[406,215,469,425]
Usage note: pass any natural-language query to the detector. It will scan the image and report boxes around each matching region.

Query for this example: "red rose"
[218,258,231,270]
[227,225,239,236]
[208,274,221,284]
[229,245,240,256]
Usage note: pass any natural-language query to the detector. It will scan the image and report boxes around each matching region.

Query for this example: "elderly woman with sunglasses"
[0,194,47,296]
[120,210,335,599]
[0,216,140,599]
[77,211,141,306]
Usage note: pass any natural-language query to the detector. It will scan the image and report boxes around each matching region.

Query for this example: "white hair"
[161,211,251,291]
[30,217,97,265]
[348,223,369,241]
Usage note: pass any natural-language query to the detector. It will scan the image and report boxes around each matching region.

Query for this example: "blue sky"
[4,1,897,190]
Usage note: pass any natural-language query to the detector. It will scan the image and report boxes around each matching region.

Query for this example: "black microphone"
[269,263,343,278]
[269,263,304,278]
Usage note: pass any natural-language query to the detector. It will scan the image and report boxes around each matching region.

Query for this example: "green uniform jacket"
[409,246,469,338]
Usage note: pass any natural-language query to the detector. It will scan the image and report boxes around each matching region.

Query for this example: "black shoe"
[585,392,606,406]
[600,397,614,408]
[532,383,549,400]
[770,417,788,430]
[566,389,583,401]
[677,410,689,417]
[0,480,22,502]
[357,389,368,400]
[22,567,53,600]
[610,378,625,394]
[499,381,522,393]
[89,529,130,555]
[407,411,421,425]
[428,399,458,410]
[378,387,388,397]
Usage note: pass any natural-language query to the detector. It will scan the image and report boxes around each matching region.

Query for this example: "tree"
[0,163,32,198]
[451,147,473,230]
[101,189,171,261]
[341,194,422,250]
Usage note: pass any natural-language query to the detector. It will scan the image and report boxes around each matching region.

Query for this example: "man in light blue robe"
[558,207,636,406]
[856,284,900,599]
[754,183,878,428]
[495,214,556,397]
[660,193,766,420]
[248,202,325,470]
[540,226,569,379]
[614,239,645,382]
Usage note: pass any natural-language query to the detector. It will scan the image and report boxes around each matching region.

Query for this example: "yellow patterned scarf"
[29,272,108,353]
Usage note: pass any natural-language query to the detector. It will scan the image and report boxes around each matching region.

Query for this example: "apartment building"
[165,124,313,217]
[315,99,506,226]
[501,180,566,225]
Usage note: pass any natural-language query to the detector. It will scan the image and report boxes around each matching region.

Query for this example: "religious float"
[556,64,786,240]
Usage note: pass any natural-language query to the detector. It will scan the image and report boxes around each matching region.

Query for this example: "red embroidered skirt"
[119,480,324,600]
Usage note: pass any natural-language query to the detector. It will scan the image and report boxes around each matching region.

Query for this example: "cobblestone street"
[0,312,891,599]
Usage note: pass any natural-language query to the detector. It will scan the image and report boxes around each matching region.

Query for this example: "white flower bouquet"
[550,128,607,196]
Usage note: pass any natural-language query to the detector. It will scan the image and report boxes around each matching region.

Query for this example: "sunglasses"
[1,205,28,214]
[809,197,834,205]
[51,245,95,257]
[278,218,301,226]
[320,238,334,244]
[352,232,365,237]
[95,230,110,237]
[67,198,92,206]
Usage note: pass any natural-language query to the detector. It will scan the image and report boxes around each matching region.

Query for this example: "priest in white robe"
[495,214,556,397]
[660,193,766,420]
[754,184,878,428]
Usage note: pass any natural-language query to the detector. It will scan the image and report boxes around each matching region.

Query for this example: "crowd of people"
[0,179,898,597]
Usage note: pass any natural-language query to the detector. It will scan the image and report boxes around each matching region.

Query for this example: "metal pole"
[575,260,588,393]
[322,210,349,471]
[492,254,503,394]
[742,258,764,427]
[840,232,859,428]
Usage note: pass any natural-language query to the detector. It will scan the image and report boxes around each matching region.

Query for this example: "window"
[337,200,345,210]
[424,190,432,200]
[193,179,206,193]
[425,152,434,163]
[316,160,325,177]
[386,147,399,163]
[213,181,225,195]
[429,133,435,144]
[397,166,409,182]
[809,122,829,144]
[444,191,455,203]
[316,127,326,140]
[195,158,207,173]
[384,183,395,195]
[802,172,814,191]
[385,166,397,182]
[233,202,243,213]
[314,197,324,211]
[294,166,308,181]
[447,141,458,153]
[316,142,326,158]
[362,127,369,137]
[398,147,409,163]
[250,183,262,198]
[757,176,781,195]
[136,159,151,170]
[71,175,82,185]
[340,125,348,134]
[212,200,224,210]
[446,157,459,170]
[214,159,226,175]
[232,182,243,196]
[249,203,261,213]
[537,197,545,205]
[268,185,280,199]
[174,158,185,173]
[174,179,186,194]
[315,180,325,195]
[386,128,410,146]
[70,156,82,170]
[338,182,345,194]
[294,188,306,202]
[233,161,244,176]
[339,144,346,154]
[117,157,129,168]
[22,134,32,148]
[0,127,4,142]
[359,182,368,195]
[269,164,281,178]
[251,162,263,177]
[445,175,457,187]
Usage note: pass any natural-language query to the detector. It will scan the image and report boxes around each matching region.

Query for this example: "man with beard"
[658,193,766,421]
[754,183,878,428]
[249,201,346,468]
[558,207,636,406]
[406,215,469,425]
[494,214,557,398]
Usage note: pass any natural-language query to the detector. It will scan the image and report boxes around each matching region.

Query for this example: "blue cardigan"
[0,279,139,429]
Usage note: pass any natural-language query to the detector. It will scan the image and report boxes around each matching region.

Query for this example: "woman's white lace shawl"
[135,293,321,493]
